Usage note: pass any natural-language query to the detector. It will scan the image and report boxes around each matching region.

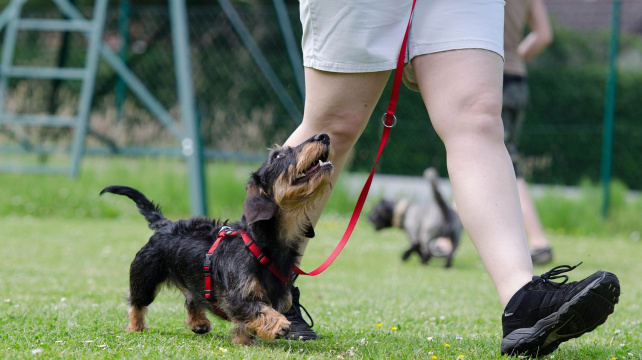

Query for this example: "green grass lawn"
[1,213,640,359]
[1,157,640,358]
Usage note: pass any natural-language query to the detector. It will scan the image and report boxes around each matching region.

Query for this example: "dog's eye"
[275,153,285,159]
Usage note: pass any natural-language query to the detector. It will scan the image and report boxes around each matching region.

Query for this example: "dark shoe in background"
[530,246,553,265]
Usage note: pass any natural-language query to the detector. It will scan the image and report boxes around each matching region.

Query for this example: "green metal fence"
[1,1,642,194]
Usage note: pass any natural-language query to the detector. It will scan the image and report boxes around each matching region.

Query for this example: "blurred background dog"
[368,168,462,268]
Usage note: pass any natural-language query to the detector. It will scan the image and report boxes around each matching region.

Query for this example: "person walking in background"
[279,1,620,357]
[503,0,554,265]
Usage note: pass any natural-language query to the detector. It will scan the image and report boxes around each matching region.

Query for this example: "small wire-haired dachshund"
[101,133,333,345]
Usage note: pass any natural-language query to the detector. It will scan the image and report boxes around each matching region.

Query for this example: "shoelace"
[288,274,314,328]
[540,262,583,284]
[291,299,314,328]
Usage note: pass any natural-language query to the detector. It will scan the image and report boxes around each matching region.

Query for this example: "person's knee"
[466,94,503,135]
[438,95,504,145]
[326,121,364,155]
[304,110,368,156]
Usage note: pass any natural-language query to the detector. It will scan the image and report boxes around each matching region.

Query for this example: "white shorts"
[300,0,505,90]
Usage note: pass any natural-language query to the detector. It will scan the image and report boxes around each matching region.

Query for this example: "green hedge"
[3,5,641,189]
[351,26,642,190]
[523,67,642,188]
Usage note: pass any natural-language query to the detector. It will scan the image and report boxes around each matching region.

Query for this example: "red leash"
[294,0,416,277]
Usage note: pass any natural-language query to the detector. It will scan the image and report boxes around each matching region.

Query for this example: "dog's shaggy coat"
[101,133,333,345]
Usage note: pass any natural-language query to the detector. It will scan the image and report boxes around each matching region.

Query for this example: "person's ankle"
[499,274,534,308]
[527,237,550,250]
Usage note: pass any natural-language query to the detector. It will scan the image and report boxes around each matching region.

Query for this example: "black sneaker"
[501,263,620,357]
[530,246,553,266]
[283,286,318,341]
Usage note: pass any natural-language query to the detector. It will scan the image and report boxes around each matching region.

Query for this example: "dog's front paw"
[231,334,256,345]
[126,324,148,332]
[248,307,292,341]
[261,316,291,341]
[185,315,212,334]
[231,323,256,345]
[189,322,212,334]
[275,323,290,339]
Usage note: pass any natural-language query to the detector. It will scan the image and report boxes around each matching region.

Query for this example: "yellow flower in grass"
[376,323,383,327]
[443,343,450,347]
[391,327,397,331]
[458,355,465,359]
[431,356,437,359]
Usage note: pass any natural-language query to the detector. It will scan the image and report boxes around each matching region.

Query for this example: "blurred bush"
[353,20,642,190]
[1,4,641,189]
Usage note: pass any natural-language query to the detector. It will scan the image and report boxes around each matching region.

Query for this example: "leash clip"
[218,226,233,236]
[381,113,397,128]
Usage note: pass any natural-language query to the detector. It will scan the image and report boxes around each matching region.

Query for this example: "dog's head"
[243,133,334,242]
[368,199,397,231]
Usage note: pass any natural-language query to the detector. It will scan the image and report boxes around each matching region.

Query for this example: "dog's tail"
[423,168,452,222]
[100,185,170,230]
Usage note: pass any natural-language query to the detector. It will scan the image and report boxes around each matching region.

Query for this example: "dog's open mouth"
[294,153,332,185]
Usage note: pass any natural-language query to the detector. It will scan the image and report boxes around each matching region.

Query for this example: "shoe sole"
[501,271,620,357]
[282,333,319,341]
[282,315,318,341]
[281,325,319,341]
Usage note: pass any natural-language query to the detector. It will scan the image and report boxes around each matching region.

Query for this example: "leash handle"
[295,0,416,276]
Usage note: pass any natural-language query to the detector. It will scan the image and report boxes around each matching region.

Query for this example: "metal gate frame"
[0,0,305,216]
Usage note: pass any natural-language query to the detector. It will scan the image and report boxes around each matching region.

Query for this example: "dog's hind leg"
[126,245,169,332]
[402,243,420,261]
[444,253,454,268]
[444,231,460,268]
[126,305,148,332]
[420,250,433,264]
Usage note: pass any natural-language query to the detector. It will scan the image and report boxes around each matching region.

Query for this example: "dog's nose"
[314,133,330,145]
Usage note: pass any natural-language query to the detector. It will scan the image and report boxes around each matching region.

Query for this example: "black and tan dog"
[100,133,333,345]
[368,168,462,268]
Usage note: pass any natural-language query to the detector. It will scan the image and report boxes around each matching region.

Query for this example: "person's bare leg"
[413,49,533,307]
[517,177,550,249]
[284,68,391,256]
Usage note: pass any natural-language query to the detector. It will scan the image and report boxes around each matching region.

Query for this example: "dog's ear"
[243,182,279,225]
[303,218,315,238]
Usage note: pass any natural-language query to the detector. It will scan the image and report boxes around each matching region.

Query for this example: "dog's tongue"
[306,161,321,175]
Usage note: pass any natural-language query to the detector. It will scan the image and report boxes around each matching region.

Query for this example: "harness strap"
[204,236,225,298]
[238,230,291,284]
[204,231,231,320]
[203,228,291,319]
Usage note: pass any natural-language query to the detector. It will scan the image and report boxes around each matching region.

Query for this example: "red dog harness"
[203,227,295,318]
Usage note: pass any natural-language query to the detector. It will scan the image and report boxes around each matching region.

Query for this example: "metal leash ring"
[218,226,233,236]
[381,113,397,128]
